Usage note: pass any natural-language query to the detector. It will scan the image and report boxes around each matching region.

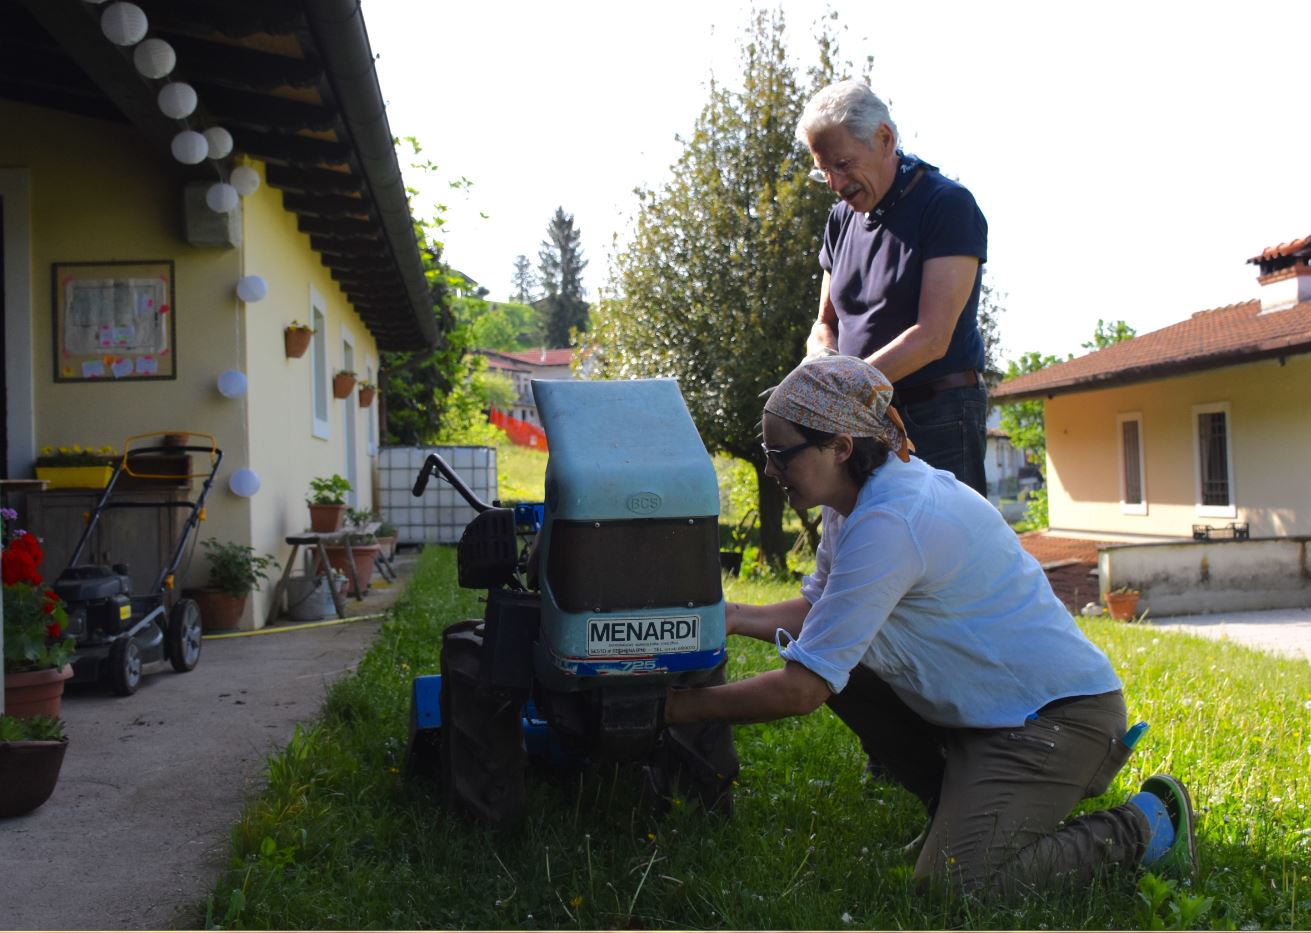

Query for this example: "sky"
[366,0,1311,363]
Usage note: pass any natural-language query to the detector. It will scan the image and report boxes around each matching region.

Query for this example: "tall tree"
[511,254,538,304]
[977,274,1006,382]
[589,8,846,567]
[538,208,589,347]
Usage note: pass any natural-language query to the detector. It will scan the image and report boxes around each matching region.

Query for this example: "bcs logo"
[625,491,661,514]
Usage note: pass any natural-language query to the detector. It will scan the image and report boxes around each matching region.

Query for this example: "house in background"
[992,235,1311,542]
[476,347,576,428]
[1,0,443,627]
[983,409,1026,502]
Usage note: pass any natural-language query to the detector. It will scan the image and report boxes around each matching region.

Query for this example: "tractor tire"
[440,620,528,829]
[108,636,143,696]
[167,598,203,672]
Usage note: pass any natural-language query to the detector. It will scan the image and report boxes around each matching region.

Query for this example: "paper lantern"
[236,275,267,303]
[216,369,248,398]
[228,469,261,497]
[205,182,239,214]
[100,2,147,45]
[203,127,233,159]
[230,165,260,197]
[170,130,208,165]
[132,38,175,78]
[157,82,197,119]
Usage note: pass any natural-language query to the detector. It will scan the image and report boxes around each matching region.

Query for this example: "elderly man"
[798,80,989,495]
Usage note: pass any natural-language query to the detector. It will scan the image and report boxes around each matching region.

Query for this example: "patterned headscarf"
[763,356,914,462]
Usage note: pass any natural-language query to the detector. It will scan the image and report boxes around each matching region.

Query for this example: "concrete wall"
[1099,537,1311,617]
[1,101,380,627]
[1045,354,1311,541]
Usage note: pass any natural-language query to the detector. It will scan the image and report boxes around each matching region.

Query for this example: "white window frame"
[1191,401,1236,519]
[1116,412,1147,515]
[309,288,329,439]
[340,327,357,508]
[1,170,36,477]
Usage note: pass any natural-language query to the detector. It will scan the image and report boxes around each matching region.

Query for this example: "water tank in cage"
[378,446,498,545]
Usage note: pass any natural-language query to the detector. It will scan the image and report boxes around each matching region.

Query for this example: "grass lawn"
[198,548,1311,930]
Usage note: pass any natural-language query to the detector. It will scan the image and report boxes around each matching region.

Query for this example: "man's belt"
[893,370,981,407]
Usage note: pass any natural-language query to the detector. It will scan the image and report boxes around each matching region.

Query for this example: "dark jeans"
[898,384,988,496]
[827,666,1149,895]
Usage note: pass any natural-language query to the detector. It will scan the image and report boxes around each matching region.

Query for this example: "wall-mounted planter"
[358,386,376,408]
[284,327,313,359]
[332,373,357,399]
[34,466,114,489]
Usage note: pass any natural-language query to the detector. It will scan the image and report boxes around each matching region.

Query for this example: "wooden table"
[265,523,380,625]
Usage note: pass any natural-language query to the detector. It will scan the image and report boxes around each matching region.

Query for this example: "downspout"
[302,0,439,349]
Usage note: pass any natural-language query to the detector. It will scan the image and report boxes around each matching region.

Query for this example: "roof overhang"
[4,0,440,352]
[993,337,1311,403]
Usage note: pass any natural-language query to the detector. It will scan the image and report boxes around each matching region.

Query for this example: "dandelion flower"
[569,895,583,909]
[1304,700,1311,711]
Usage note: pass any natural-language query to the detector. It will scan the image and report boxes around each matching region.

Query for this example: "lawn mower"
[52,433,222,695]
[407,378,739,828]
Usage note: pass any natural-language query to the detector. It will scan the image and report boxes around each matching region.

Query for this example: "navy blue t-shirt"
[819,162,988,389]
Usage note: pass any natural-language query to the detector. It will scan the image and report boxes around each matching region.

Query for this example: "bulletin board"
[51,260,176,382]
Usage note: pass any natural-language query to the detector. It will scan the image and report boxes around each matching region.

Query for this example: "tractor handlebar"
[412,453,493,513]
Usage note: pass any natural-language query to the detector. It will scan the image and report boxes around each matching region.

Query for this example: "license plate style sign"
[587,616,699,656]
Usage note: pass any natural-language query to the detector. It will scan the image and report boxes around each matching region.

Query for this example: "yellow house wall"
[239,161,380,625]
[0,100,250,586]
[1044,353,1311,540]
[2,101,380,627]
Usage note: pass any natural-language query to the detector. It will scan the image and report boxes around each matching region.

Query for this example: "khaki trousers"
[827,665,1152,895]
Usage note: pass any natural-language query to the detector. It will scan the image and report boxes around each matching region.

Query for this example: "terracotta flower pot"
[325,543,379,597]
[308,503,347,533]
[1105,591,1141,621]
[332,373,357,399]
[285,327,313,359]
[358,386,376,408]
[3,666,74,720]
[0,738,68,818]
[187,588,248,632]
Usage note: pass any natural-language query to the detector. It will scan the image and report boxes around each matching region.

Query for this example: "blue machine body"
[531,378,725,681]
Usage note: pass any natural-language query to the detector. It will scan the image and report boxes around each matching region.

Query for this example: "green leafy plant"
[0,713,65,743]
[345,508,373,527]
[286,320,314,334]
[375,520,397,539]
[202,538,279,598]
[307,474,352,507]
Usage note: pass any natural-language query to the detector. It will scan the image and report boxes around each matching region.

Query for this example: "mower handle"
[412,453,493,513]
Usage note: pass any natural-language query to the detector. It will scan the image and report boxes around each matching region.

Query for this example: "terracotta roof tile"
[495,348,574,367]
[992,300,1311,401]
[1248,234,1311,264]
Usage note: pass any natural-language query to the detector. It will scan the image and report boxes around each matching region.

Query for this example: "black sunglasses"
[760,439,818,472]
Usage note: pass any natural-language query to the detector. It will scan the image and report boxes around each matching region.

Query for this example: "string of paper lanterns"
[89,1,263,213]
[88,0,272,498]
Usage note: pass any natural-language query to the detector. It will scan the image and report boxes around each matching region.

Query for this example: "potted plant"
[185,538,279,632]
[375,518,398,561]
[332,370,357,399]
[0,714,68,818]
[33,444,118,489]
[307,474,352,532]
[2,531,76,719]
[357,381,377,408]
[324,527,380,598]
[284,321,315,359]
[1105,585,1142,621]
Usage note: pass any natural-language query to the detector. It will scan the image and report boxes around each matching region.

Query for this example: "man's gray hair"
[795,79,898,147]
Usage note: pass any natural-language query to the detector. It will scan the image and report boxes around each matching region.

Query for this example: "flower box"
[332,372,357,399]
[34,465,114,489]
